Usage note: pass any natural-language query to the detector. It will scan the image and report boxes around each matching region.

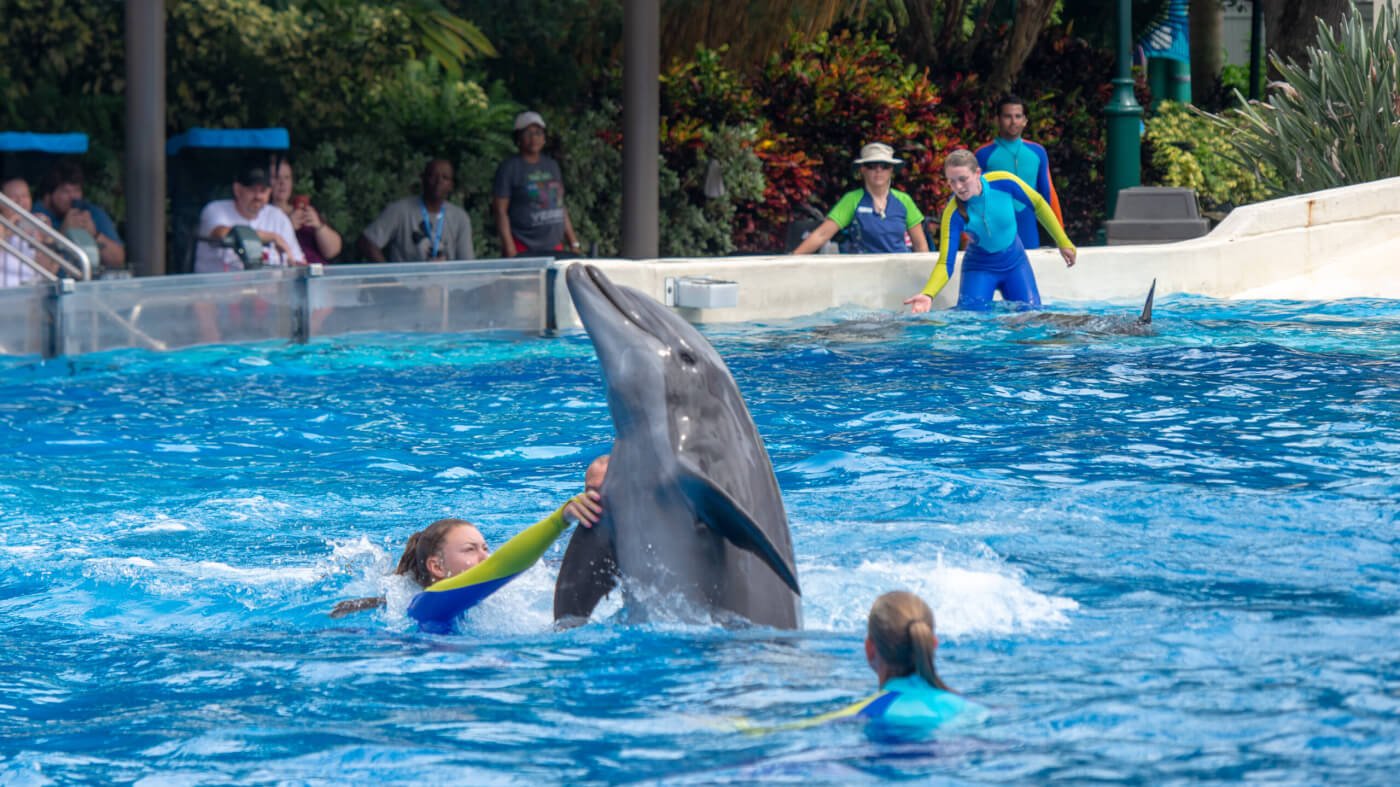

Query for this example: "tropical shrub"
[1144,101,1271,213]
[1203,2,1400,196]
[746,31,965,250]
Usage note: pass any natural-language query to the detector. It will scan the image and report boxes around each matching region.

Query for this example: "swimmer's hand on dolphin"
[562,490,603,527]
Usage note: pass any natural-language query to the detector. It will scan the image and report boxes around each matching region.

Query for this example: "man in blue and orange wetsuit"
[975,94,1063,250]
[903,150,1075,313]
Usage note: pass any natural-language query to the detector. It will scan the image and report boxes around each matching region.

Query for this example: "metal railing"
[0,257,556,359]
[0,191,94,281]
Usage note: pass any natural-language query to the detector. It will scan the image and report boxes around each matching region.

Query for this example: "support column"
[621,0,659,259]
[125,0,166,276]
[1104,0,1143,220]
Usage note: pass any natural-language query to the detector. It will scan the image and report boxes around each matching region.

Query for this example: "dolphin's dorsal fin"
[676,456,801,596]
[1138,279,1157,325]
[553,525,619,624]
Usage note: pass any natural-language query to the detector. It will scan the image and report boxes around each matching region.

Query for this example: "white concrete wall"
[550,176,1400,328]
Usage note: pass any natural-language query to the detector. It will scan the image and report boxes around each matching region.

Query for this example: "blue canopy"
[1139,0,1191,63]
[166,127,290,156]
[0,132,89,154]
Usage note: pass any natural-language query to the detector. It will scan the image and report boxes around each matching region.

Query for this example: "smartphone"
[291,194,310,210]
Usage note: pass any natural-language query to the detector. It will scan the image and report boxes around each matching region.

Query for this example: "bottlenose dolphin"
[553,263,802,629]
[1004,279,1156,337]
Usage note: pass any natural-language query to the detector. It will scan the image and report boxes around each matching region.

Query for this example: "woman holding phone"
[270,155,343,264]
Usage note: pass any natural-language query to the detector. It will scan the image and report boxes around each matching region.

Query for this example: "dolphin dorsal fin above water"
[1138,279,1157,325]
[675,456,802,596]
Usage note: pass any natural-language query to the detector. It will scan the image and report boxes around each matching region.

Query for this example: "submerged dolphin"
[1005,279,1157,337]
[553,263,801,629]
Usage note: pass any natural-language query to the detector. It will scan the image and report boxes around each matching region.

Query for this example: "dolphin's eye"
[678,349,697,365]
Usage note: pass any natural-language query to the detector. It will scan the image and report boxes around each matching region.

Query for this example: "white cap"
[514,111,547,131]
[853,142,902,166]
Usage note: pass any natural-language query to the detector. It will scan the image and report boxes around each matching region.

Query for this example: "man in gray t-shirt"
[358,159,474,262]
[492,111,580,257]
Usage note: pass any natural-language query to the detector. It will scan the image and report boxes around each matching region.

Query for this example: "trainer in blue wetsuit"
[975,94,1064,250]
[737,590,986,735]
[905,150,1075,313]
[328,458,608,630]
[792,142,929,255]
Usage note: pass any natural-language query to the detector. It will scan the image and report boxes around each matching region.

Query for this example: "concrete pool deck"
[549,176,1400,328]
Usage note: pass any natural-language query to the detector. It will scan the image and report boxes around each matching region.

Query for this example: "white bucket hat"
[853,142,902,166]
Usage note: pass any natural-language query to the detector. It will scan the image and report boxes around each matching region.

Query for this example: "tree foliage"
[1202,2,1400,195]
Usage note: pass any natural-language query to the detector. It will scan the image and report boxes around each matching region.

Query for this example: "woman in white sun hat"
[792,142,929,255]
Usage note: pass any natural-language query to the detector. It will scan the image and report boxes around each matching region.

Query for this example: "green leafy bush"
[1204,2,1400,195]
[1,0,517,259]
[1144,101,1271,213]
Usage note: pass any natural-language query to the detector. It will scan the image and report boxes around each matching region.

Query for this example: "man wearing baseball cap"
[491,110,581,257]
[194,162,304,273]
[791,142,929,255]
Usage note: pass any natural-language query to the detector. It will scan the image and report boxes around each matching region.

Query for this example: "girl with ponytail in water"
[741,590,983,733]
[858,590,983,727]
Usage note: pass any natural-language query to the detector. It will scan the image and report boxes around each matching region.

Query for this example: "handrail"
[0,192,93,280]
[0,234,59,283]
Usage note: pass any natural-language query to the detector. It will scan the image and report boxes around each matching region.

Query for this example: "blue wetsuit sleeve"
[920,205,964,299]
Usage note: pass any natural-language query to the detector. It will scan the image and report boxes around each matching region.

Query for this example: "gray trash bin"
[1105,186,1210,245]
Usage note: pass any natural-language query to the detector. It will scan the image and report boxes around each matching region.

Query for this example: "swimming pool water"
[2,296,1398,783]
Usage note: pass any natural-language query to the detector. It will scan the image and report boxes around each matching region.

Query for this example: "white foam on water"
[85,556,323,595]
[365,461,422,473]
[155,443,203,453]
[800,553,1077,639]
[435,466,480,480]
[478,445,582,461]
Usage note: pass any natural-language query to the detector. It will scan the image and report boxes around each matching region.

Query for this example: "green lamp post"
[1104,0,1143,221]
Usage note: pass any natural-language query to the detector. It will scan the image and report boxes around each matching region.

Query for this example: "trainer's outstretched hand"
[1061,247,1077,267]
[904,293,933,314]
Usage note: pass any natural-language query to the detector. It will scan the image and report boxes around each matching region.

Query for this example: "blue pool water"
[2,296,1398,783]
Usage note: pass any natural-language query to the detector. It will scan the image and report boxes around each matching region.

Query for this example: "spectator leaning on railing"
[358,159,475,263]
[33,159,125,270]
[1,176,59,287]
[269,155,342,264]
[193,164,305,273]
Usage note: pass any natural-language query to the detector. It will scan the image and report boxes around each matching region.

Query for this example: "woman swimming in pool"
[331,455,608,631]
[740,590,983,733]
[904,149,1075,312]
[856,590,982,727]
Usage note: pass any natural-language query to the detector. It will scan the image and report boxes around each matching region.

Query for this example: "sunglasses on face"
[862,162,894,170]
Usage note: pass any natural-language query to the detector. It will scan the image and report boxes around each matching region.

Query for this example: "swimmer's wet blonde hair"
[868,590,955,692]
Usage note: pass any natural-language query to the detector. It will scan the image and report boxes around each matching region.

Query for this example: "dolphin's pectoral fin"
[553,525,619,623]
[676,457,801,596]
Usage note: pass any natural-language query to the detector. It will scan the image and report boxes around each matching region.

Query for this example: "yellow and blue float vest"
[739,674,984,734]
[407,505,572,634]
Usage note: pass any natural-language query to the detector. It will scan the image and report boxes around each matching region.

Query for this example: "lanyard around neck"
[420,200,445,258]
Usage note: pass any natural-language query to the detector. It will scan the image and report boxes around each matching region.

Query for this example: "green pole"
[1147,57,1168,111]
[1104,0,1143,220]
